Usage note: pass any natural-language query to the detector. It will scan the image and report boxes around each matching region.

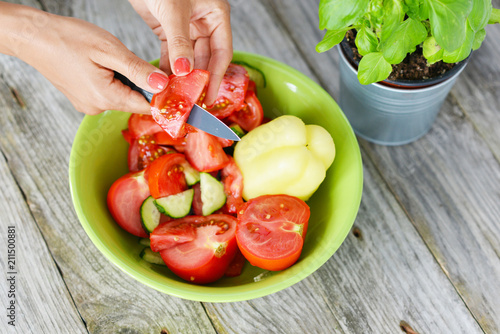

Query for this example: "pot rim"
[338,40,470,91]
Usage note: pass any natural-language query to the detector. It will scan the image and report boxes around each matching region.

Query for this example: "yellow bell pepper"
[234,115,335,201]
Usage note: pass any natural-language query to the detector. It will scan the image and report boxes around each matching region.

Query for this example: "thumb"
[93,38,170,93]
[154,0,194,76]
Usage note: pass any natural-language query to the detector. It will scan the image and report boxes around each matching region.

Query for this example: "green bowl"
[69,51,363,302]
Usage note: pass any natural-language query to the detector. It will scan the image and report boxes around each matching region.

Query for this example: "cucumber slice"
[139,238,151,247]
[181,161,200,186]
[200,172,226,216]
[154,189,194,218]
[229,124,246,139]
[140,196,161,233]
[232,61,267,88]
[139,247,165,266]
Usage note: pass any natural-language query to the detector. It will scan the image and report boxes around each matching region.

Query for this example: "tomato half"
[107,170,150,238]
[226,90,264,132]
[146,153,188,198]
[236,194,310,271]
[206,64,249,119]
[185,130,230,172]
[221,157,244,214]
[154,214,238,284]
[128,114,163,138]
[128,135,173,172]
[151,70,210,139]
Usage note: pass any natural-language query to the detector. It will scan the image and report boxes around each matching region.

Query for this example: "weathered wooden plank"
[266,0,500,331]
[0,148,87,333]
[202,1,483,333]
[0,0,218,332]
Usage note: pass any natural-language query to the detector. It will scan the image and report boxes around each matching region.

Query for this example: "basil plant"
[317,0,500,85]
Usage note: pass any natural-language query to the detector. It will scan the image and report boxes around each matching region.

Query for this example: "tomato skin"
[221,157,244,214]
[151,70,210,139]
[128,114,163,138]
[224,248,246,277]
[206,64,249,119]
[236,194,310,271]
[156,214,238,284]
[226,90,264,132]
[191,183,203,216]
[185,130,230,172]
[121,129,134,145]
[107,170,150,238]
[146,153,188,198]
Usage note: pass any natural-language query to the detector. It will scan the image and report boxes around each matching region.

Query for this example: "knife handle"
[113,71,154,103]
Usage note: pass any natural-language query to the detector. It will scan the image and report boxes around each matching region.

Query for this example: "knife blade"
[114,71,240,141]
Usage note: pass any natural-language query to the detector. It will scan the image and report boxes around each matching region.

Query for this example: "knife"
[114,72,240,141]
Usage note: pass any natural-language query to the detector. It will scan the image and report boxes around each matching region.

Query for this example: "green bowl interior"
[69,51,363,302]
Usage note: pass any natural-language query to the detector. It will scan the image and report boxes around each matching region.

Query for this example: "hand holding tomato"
[128,0,233,106]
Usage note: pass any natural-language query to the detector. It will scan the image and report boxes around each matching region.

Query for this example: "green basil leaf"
[355,26,379,55]
[357,52,392,85]
[443,20,474,62]
[405,0,426,20]
[423,0,472,52]
[318,0,370,30]
[472,28,486,50]
[316,29,350,53]
[469,0,492,32]
[381,0,405,42]
[422,36,444,64]
[489,8,500,24]
[381,18,428,64]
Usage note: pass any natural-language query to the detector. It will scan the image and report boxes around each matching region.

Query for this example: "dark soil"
[344,30,456,82]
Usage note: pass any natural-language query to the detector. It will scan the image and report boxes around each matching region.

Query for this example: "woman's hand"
[0,3,170,115]
[128,0,233,106]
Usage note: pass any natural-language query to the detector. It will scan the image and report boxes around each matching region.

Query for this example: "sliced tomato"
[185,130,230,172]
[146,153,188,198]
[150,220,197,252]
[155,214,237,284]
[224,248,246,277]
[107,170,150,238]
[128,114,163,138]
[128,135,172,172]
[205,64,249,119]
[226,90,264,132]
[216,137,234,148]
[247,80,257,94]
[191,183,203,216]
[221,157,244,214]
[236,195,310,271]
[121,129,134,145]
[151,70,210,139]
[153,131,186,146]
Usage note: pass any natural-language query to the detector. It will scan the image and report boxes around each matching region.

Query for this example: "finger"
[193,37,211,71]
[159,41,172,75]
[109,78,152,114]
[204,20,233,105]
[91,37,170,93]
[154,0,194,76]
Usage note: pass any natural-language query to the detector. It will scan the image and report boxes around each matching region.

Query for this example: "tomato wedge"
[153,131,186,146]
[206,64,249,119]
[185,130,230,172]
[128,114,163,138]
[151,70,210,139]
[146,153,188,198]
[153,214,238,284]
[226,90,264,132]
[121,129,134,145]
[236,194,310,271]
[221,157,244,214]
[107,170,150,238]
[128,135,173,172]
[224,248,246,277]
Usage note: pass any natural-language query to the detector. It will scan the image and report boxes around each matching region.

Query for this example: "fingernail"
[147,72,169,91]
[174,58,191,76]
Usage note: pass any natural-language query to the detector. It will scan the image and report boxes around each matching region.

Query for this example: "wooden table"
[1,0,499,333]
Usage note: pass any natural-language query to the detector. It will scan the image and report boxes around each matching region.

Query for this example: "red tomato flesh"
[221,157,244,214]
[224,248,246,277]
[226,90,264,132]
[236,195,310,271]
[185,130,230,172]
[154,214,238,284]
[128,114,163,138]
[107,170,150,238]
[206,64,249,119]
[151,70,210,139]
[128,135,173,172]
[146,153,188,198]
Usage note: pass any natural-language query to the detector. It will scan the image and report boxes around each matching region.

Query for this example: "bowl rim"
[69,50,363,302]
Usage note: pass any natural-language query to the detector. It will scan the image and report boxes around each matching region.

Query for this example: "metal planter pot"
[338,45,469,146]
